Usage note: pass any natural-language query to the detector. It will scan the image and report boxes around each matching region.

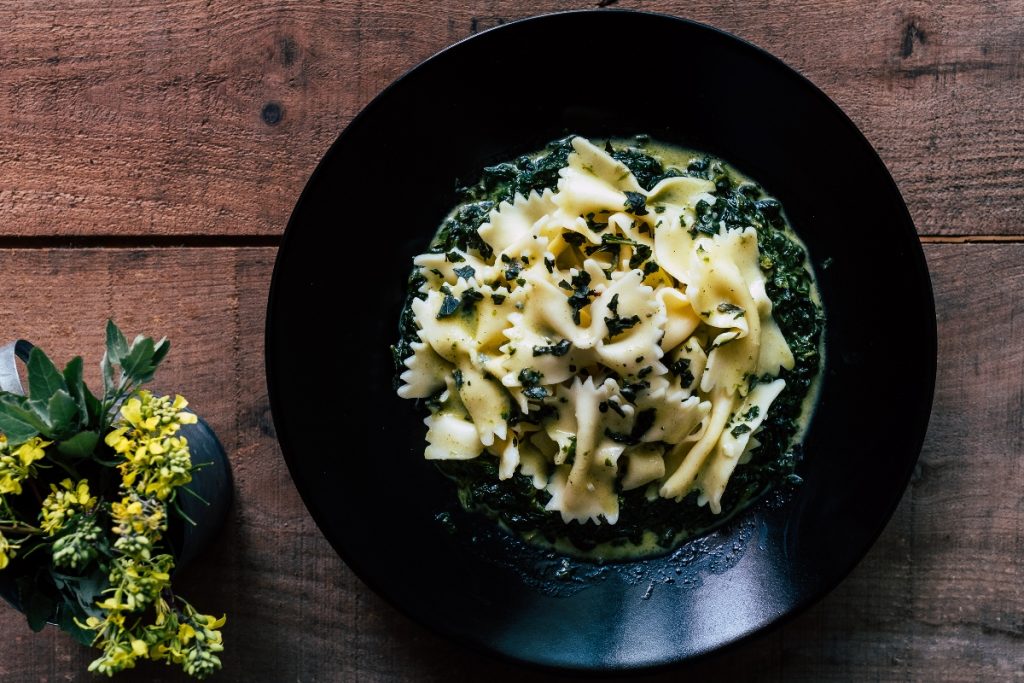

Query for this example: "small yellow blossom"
[0,530,13,570]
[40,478,98,535]
[0,436,50,495]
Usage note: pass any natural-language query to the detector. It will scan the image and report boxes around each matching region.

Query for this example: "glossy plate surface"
[266,10,935,672]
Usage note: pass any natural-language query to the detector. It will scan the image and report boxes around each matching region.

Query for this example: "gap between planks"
[919,235,1024,244]
[0,234,1015,250]
[0,235,282,249]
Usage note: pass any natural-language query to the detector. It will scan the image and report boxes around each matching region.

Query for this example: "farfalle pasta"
[393,136,823,556]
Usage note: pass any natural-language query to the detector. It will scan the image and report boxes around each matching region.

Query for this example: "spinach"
[453,264,475,280]
[532,340,571,357]
[396,135,824,553]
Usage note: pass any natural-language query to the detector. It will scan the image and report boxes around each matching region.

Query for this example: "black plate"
[266,10,935,672]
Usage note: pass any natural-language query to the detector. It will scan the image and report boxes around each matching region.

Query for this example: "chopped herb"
[619,380,649,403]
[566,270,594,324]
[490,293,506,305]
[430,202,494,260]
[460,288,484,308]
[436,294,460,319]
[643,261,661,276]
[668,358,694,386]
[741,405,760,420]
[638,366,652,379]
[452,369,464,389]
[605,408,656,445]
[730,424,752,438]
[623,191,649,216]
[602,313,634,337]
[544,257,555,273]
[563,436,577,465]
[504,260,522,280]
[562,231,586,247]
[654,206,666,214]
[523,386,548,400]
[584,213,608,233]
[533,339,572,357]
[453,264,476,280]
[628,243,653,270]
[518,368,548,399]
[717,303,744,315]
[606,399,626,417]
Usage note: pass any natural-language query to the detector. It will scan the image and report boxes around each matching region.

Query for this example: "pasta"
[394,135,823,556]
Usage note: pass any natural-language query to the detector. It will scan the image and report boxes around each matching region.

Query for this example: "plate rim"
[265,8,937,673]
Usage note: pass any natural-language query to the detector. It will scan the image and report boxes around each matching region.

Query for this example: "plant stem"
[0,523,43,535]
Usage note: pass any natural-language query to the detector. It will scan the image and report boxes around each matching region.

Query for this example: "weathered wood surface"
[0,245,1019,682]
[1,0,1022,239]
[0,1,1021,681]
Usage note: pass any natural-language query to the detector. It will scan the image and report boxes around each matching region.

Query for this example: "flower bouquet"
[0,322,226,678]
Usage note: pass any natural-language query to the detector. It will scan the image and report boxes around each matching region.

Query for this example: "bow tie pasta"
[393,135,823,558]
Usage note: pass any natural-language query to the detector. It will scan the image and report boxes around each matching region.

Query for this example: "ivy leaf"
[17,578,55,632]
[120,337,156,384]
[100,350,114,397]
[0,395,46,444]
[27,346,66,402]
[151,338,170,369]
[105,320,129,364]
[56,430,99,458]
[47,390,79,438]
[61,356,87,429]
[55,603,94,646]
[82,384,103,425]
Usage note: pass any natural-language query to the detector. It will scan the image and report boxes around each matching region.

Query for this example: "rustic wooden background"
[0,0,1021,680]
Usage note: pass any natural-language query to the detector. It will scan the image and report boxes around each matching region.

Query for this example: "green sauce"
[394,135,824,559]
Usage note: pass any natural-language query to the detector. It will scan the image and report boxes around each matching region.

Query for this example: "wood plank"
[0,242,1019,681]
[0,1,1021,238]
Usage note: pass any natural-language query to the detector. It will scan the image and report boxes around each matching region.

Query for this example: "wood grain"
[0,1,1021,239]
[0,1,1021,680]
[0,244,1018,682]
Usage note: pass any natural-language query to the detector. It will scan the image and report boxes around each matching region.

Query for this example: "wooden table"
[0,1,1021,680]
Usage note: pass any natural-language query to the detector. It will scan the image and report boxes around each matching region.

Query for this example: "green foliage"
[0,321,224,679]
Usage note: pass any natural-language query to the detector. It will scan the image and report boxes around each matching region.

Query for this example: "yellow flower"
[178,623,196,645]
[40,478,98,535]
[0,436,50,495]
[0,531,13,570]
[104,427,134,454]
[14,437,49,466]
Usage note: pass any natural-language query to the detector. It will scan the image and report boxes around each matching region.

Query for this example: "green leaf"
[23,586,55,632]
[105,320,129,363]
[56,430,99,458]
[82,384,103,425]
[52,568,106,620]
[0,395,46,443]
[27,347,66,402]
[151,337,171,368]
[47,390,78,437]
[62,356,87,428]
[100,351,114,397]
[120,337,156,384]
[55,602,95,646]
